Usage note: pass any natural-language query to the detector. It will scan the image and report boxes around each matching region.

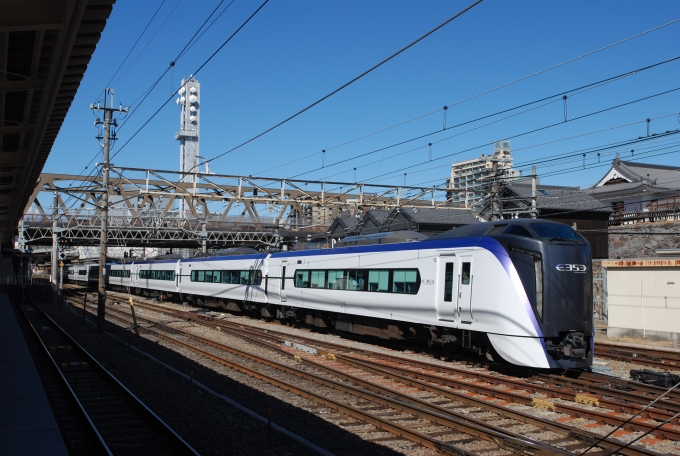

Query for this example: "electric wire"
[250,17,680,177]
[110,0,270,162]
[101,0,168,94]
[108,0,184,90]
[201,0,484,168]
[285,56,680,181]
[356,86,680,185]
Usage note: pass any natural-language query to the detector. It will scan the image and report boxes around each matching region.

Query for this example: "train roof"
[335,230,428,247]
[430,219,585,242]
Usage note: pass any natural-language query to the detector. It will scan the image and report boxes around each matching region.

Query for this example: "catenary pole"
[91,89,129,331]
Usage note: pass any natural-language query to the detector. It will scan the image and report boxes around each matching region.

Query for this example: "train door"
[437,255,457,321]
[280,260,287,302]
[175,260,181,292]
[458,256,473,323]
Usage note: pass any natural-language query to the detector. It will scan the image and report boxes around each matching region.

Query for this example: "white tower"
[175,76,201,217]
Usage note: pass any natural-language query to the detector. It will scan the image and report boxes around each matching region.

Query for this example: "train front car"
[486,219,594,370]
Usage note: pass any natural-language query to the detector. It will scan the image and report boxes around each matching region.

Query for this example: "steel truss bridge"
[21,167,457,250]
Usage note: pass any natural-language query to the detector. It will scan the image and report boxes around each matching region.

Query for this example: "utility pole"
[531,165,537,219]
[51,191,58,304]
[91,89,129,332]
[490,160,500,221]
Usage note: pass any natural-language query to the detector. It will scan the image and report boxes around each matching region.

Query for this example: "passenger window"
[368,270,389,292]
[197,270,205,282]
[393,270,419,294]
[240,271,250,284]
[349,270,368,291]
[461,262,471,285]
[296,270,310,288]
[327,270,346,290]
[444,263,454,302]
[311,270,325,288]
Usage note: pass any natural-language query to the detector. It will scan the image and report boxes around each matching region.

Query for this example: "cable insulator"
[563,95,568,122]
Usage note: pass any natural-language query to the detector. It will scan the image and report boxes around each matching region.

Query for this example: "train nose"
[544,243,593,363]
[547,244,592,328]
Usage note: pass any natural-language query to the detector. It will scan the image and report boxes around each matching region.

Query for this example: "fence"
[0,275,51,286]
[609,208,680,226]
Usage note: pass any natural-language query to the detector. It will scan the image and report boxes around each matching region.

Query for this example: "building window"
[611,201,624,212]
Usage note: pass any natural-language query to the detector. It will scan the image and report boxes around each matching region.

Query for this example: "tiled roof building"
[588,158,680,212]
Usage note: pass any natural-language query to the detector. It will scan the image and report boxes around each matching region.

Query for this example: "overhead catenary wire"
[354,86,680,186]
[249,17,680,178]
[284,56,680,182]
[116,0,236,133]
[108,0,184,90]
[99,0,168,97]
[110,0,271,162]
[201,0,484,168]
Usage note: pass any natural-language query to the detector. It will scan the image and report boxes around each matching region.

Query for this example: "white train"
[66,263,100,284]
[101,219,593,370]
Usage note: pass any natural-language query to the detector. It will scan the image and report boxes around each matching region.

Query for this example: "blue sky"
[46,0,680,196]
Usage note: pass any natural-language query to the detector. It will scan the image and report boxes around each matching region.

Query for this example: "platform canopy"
[0,0,115,246]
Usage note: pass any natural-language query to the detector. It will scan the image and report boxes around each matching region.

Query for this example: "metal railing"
[609,208,680,226]
[0,275,51,286]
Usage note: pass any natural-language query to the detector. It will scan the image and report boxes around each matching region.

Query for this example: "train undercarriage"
[110,284,496,361]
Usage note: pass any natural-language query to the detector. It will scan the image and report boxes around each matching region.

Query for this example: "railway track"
[68,288,677,455]
[19,301,200,456]
[595,342,680,370]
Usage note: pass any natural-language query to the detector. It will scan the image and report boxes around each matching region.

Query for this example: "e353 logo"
[555,264,587,273]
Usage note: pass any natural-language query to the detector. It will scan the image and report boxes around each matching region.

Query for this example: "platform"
[0,292,68,455]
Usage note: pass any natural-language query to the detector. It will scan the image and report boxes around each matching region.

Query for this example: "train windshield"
[528,223,585,243]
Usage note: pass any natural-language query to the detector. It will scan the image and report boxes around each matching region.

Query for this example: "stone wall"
[592,260,605,321]
[609,221,680,259]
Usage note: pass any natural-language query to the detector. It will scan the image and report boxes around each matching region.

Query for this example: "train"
[66,219,594,370]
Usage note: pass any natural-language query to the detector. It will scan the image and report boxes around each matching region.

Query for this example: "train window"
[528,222,585,243]
[368,270,389,292]
[328,270,347,290]
[311,270,326,288]
[139,270,175,280]
[444,263,454,302]
[191,269,262,285]
[296,270,310,288]
[534,258,543,319]
[281,267,286,290]
[110,270,131,278]
[503,225,534,238]
[78,270,87,275]
[392,270,419,294]
[348,270,368,291]
[461,263,471,285]
[293,268,419,295]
